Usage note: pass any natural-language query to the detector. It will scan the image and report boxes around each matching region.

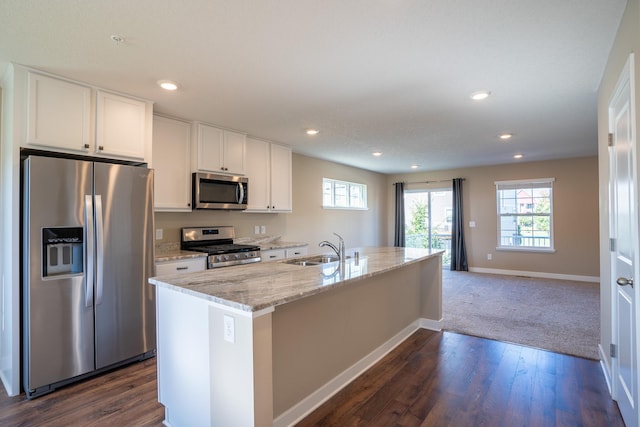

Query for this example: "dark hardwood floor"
[0,330,623,426]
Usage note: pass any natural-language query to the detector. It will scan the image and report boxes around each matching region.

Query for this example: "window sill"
[496,246,556,254]
[322,206,369,211]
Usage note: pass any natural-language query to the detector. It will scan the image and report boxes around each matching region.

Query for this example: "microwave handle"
[237,182,245,204]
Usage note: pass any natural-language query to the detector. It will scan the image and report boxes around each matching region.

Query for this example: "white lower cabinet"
[155,258,206,276]
[262,245,308,262]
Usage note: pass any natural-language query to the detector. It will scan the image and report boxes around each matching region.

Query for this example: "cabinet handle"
[84,143,90,149]
[176,266,189,271]
[269,255,277,259]
[98,145,104,151]
[187,203,191,207]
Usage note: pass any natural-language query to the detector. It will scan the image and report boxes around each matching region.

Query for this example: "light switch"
[261,225,266,234]
[156,229,163,240]
[469,221,476,228]
[254,225,260,235]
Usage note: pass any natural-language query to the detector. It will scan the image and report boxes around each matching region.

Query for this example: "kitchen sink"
[284,255,351,266]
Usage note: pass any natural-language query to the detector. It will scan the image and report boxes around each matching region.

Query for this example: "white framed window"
[495,178,555,252]
[322,178,368,209]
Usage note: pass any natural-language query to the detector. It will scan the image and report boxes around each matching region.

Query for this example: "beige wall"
[387,156,600,278]
[597,0,640,385]
[154,153,388,253]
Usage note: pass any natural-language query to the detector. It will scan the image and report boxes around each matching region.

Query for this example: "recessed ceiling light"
[470,90,491,101]
[306,129,319,136]
[158,80,179,91]
[513,154,524,159]
[411,164,419,169]
[499,133,513,140]
[372,151,382,157]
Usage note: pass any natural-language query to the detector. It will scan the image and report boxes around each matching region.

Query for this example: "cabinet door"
[194,123,224,172]
[270,144,292,212]
[222,130,246,175]
[245,138,270,212]
[153,116,192,211]
[27,72,92,152]
[96,91,147,160]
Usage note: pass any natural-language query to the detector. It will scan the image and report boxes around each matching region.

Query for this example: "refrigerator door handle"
[84,195,95,307]
[95,194,105,305]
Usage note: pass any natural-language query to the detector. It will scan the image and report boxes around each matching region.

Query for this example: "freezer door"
[23,156,95,394]
[93,162,155,368]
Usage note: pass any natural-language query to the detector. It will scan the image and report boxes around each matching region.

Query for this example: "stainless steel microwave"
[192,173,248,210]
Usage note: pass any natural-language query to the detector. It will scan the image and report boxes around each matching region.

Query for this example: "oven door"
[193,173,248,210]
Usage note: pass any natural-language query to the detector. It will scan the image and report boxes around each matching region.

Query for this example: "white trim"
[599,343,613,396]
[468,267,599,283]
[496,246,556,253]
[419,317,442,331]
[273,318,437,427]
[494,177,555,186]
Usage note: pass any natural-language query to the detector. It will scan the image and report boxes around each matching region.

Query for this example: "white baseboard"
[599,344,613,396]
[273,318,436,427]
[419,317,442,331]
[468,267,599,283]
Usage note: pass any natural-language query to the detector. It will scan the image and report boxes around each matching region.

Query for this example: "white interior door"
[610,53,638,427]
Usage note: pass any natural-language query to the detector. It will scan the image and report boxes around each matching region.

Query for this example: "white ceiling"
[0,0,627,174]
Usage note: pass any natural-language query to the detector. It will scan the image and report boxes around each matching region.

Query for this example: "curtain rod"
[393,178,465,185]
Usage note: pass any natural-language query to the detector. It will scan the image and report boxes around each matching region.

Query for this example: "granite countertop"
[155,249,207,263]
[149,246,442,313]
[259,241,308,250]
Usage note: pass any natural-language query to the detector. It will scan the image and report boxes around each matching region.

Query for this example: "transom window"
[496,178,555,252]
[322,178,368,209]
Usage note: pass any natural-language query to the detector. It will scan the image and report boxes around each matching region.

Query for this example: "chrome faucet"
[319,233,345,261]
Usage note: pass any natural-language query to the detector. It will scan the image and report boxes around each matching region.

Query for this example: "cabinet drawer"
[285,246,308,258]
[155,258,206,275]
[261,249,286,262]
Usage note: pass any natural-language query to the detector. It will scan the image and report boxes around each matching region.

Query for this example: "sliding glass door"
[404,189,452,265]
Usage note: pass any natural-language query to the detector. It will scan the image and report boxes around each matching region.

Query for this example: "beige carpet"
[442,269,600,360]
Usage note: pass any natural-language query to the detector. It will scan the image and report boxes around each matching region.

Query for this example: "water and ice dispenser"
[42,227,83,277]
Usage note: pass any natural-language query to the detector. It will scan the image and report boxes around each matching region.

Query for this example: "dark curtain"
[394,182,405,247]
[451,178,468,271]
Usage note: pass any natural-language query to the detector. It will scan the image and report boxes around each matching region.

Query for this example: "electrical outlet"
[254,225,260,235]
[261,225,266,234]
[487,253,492,260]
[223,315,235,344]
[155,229,163,240]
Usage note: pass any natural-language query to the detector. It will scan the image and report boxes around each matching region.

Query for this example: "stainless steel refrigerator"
[22,154,156,398]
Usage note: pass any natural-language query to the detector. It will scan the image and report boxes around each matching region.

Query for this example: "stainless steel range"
[181,226,261,268]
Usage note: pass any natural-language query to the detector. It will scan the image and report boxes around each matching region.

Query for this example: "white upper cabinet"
[153,116,192,211]
[24,69,152,163]
[270,143,292,212]
[245,137,292,213]
[95,90,148,160]
[193,123,246,175]
[26,72,92,152]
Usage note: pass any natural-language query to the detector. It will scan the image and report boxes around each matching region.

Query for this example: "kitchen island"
[149,246,443,427]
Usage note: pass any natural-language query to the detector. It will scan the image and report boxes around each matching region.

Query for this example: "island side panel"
[156,285,274,427]
[156,286,213,427]
[272,261,429,417]
[209,307,274,427]
[420,254,443,326]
